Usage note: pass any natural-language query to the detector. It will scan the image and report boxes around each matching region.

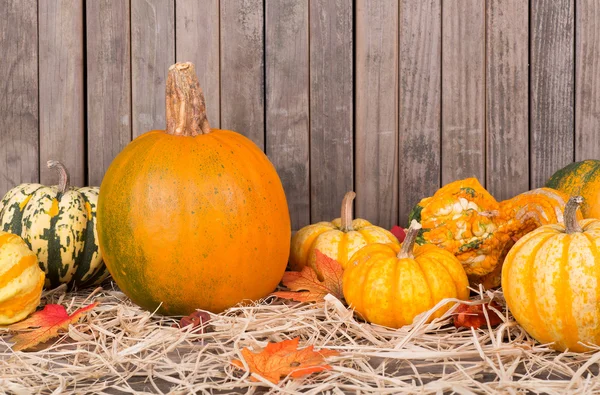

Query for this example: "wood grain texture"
[132,0,175,138]
[310,0,353,222]
[265,0,310,230]
[355,0,398,228]
[575,0,600,161]
[398,0,441,225]
[0,0,38,195]
[530,0,575,187]
[176,0,220,128]
[39,0,85,187]
[86,0,131,186]
[220,0,264,148]
[486,0,529,200]
[441,0,485,185]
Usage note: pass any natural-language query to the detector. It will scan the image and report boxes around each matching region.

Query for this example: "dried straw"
[1,283,599,394]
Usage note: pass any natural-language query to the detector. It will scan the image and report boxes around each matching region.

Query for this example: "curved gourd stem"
[340,191,357,232]
[398,220,422,259]
[166,62,211,136]
[47,160,70,196]
[564,196,584,234]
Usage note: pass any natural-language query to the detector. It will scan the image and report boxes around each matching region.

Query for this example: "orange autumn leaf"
[231,337,339,384]
[453,301,503,329]
[273,250,344,302]
[6,303,97,351]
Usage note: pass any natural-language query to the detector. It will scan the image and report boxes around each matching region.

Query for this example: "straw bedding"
[1,283,599,394]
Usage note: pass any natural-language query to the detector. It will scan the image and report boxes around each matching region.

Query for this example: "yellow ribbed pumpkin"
[289,191,398,278]
[502,196,600,352]
[0,232,45,324]
[343,221,469,328]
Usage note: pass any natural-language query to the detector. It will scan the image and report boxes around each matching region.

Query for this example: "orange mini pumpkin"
[343,220,469,328]
[97,63,291,315]
[289,191,398,277]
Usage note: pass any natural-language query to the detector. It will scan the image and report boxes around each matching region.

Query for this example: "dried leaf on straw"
[453,301,503,329]
[6,303,97,351]
[272,250,344,302]
[231,337,339,384]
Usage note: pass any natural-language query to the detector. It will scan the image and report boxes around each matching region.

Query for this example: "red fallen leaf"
[453,301,503,329]
[272,250,343,302]
[231,337,339,384]
[6,303,97,351]
[390,225,407,243]
[171,310,212,333]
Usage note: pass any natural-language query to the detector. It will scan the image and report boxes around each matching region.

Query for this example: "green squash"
[546,160,600,219]
[0,161,108,289]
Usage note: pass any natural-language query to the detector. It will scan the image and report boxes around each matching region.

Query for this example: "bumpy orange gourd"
[0,231,45,324]
[343,221,469,328]
[502,196,600,352]
[408,178,511,280]
[409,178,578,289]
[289,191,398,276]
[546,159,600,218]
[97,63,291,315]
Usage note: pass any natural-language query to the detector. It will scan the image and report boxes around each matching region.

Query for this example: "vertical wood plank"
[176,0,220,128]
[398,0,441,225]
[486,0,529,200]
[39,0,85,187]
[86,0,131,186]
[575,0,600,160]
[441,0,485,185]
[310,0,353,222]
[220,0,264,148]
[355,0,398,228]
[131,0,175,138]
[530,0,575,187]
[0,0,38,194]
[265,0,309,230]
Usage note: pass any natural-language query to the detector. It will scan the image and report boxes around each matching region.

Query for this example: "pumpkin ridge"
[555,235,578,350]
[582,231,600,344]
[521,234,555,343]
[72,190,106,288]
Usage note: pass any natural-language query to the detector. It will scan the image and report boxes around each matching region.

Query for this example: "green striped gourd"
[0,161,108,289]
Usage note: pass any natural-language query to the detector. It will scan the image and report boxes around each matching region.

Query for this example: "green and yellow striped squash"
[0,231,45,324]
[546,159,600,219]
[0,161,108,289]
[502,196,600,352]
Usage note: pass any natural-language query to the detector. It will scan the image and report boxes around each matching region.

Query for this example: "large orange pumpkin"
[97,63,291,315]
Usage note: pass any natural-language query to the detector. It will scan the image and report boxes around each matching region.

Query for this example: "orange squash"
[97,63,291,315]
[343,220,469,328]
[502,196,600,352]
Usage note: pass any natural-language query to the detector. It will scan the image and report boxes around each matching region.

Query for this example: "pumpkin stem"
[565,196,584,234]
[47,160,70,196]
[398,220,422,259]
[166,62,211,136]
[340,191,356,232]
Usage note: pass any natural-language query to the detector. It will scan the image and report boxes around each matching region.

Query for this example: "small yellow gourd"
[0,231,45,324]
[289,191,398,277]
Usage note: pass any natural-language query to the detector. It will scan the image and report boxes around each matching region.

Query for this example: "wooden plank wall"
[1,0,599,230]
